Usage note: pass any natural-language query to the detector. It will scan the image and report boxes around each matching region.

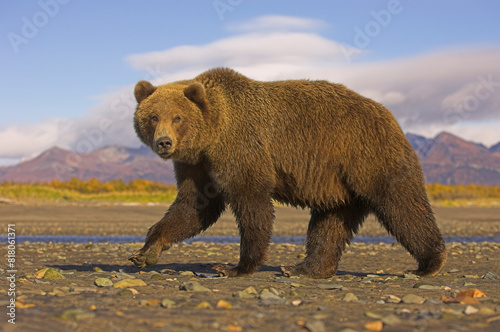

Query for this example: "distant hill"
[407,132,500,185]
[1,132,499,185]
[0,145,175,184]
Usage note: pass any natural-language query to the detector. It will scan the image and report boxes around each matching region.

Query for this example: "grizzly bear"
[128,68,446,278]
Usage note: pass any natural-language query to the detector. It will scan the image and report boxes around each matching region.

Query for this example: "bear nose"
[156,137,173,150]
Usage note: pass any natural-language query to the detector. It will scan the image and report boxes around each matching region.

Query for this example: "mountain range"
[1,132,499,185]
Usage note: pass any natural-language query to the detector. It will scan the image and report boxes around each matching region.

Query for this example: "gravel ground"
[0,205,499,331]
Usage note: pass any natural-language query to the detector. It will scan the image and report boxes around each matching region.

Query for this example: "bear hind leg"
[282,201,369,278]
[374,196,447,276]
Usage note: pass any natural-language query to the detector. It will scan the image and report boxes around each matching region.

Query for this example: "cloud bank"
[1,15,499,165]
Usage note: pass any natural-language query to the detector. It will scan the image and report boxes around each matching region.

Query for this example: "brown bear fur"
[129,68,447,278]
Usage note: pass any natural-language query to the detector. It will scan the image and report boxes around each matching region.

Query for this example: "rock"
[43,268,65,280]
[113,279,147,288]
[161,299,176,308]
[259,291,285,304]
[413,282,441,290]
[179,271,195,276]
[151,274,166,280]
[117,289,134,297]
[455,288,487,304]
[385,295,401,304]
[381,314,401,325]
[93,267,103,272]
[448,269,460,273]
[305,320,326,332]
[70,286,98,293]
[94,277,113,287]
[114,272,135,280]
[317,283,344,290]
[483,271,500,280]
[58,309,95,321]
[401,294,425,304]
[139,299,160,307]
[403,273,419,279]
[478,306,496,315]
[235,286,258,298]
[364,320,383,331]
[464,305,479,315]
[180,281,211,292]
[365,312,383,319]
[216,300,232,309]
[342,293,358,302]
[292,300,302,306]
[195,301,213,309]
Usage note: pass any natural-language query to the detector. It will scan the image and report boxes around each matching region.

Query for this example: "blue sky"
[1,1,499,165]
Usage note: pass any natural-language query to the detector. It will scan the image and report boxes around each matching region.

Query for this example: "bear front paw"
[128,243,163,269]
[213,264,254,277]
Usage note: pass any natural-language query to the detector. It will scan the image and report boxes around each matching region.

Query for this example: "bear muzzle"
[155,136,174,156]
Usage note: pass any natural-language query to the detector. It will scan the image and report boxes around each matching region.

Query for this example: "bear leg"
[283,202,369,278]
[374,196,447,276]
[214,199,274,277]
[129,193,225,269]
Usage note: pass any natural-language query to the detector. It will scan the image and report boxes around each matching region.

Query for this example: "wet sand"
[1,204,499,331]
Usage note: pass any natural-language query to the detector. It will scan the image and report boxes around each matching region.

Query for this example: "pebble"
[70,286,98,293]
[94,277,113,287]
[179,271,195,276]
[342,293,358,302]
[401,294,425,304]
[114,272,135,280]
[58,309,95,321]
[117,289,134,297]
[478,306,496,315]
[304,320,326,332]
[464,305,479,315]
[381,314,401,325]
[416,284,442,290]
[364,320,383,331]
[216,300,232,309]
[40,268,65,280]
[161,299,176,308]
[195,301,213,309]
[259,290,285,304]
[179,281,211,292]
[483,271,500,280]
[385,295,401,304]
[317,283,344,290]
[113,279,147,288]
[234,286,258,299]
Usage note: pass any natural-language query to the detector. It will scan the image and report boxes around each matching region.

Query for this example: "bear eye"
[151,115,159,122]
[173,116,181,123]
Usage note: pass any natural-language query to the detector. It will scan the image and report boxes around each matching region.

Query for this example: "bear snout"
[155,136,173,153]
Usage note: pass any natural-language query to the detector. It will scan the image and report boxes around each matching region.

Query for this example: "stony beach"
[1,205,499,331]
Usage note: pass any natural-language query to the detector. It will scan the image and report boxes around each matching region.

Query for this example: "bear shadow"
[49,263,397,278]
[48,262,282,275]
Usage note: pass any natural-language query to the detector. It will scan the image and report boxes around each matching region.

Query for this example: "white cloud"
[226,15,328,32]
[1,15,499,165]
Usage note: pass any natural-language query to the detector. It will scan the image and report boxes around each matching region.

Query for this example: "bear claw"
[128,243,163,269]
[213,264,253,277]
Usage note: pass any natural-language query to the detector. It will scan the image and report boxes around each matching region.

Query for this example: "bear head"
[133,80,211,163]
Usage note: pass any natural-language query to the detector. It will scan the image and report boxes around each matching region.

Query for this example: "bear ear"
[184,82,207,108]
[134,80,156,103]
